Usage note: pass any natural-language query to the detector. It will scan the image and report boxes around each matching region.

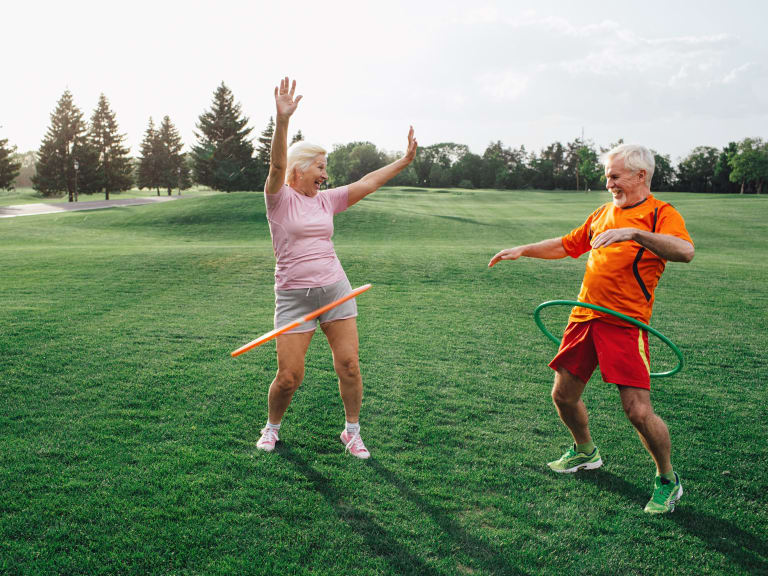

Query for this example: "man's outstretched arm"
[489,237,567,267]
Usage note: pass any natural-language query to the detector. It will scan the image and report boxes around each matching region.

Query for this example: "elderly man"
[489,144,694,514]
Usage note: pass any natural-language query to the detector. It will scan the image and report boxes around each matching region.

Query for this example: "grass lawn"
[1,187,766,575]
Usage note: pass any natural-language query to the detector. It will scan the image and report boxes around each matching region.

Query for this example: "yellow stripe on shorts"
[638,329,650,375]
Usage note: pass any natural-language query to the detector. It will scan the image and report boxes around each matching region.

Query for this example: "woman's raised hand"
[275,77,302,119]
[404,126,418,163]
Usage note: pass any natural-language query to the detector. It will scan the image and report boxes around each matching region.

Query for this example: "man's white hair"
[600,144,655,188]
[286,141,327,183]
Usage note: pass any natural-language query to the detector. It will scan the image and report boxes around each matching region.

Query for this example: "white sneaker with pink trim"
[340,429,371,459]
[256,427,279,452]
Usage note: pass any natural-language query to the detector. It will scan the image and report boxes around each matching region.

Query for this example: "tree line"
[327,138,767,194]
[1,83,766,196]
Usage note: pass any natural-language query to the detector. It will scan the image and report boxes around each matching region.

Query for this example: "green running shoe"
[644,472,683,514]
[547,444,603,473]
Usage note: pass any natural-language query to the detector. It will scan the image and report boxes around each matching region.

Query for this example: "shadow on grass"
[280,445,443,576]
[431,214,496,227]
[281,446,528,576]
[577,469,768,574]
[395,206,497,227]
[369,459,529,576]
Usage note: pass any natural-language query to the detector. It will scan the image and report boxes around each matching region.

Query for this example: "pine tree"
[256,117,274,164]
[191,82,259,191]
[255,116,275,185]
[137,117,162,194]
[157,115,191,195]
[0,137,21,190]
[290,130,304,145]
[88,93,133,200]
[33,90,90,200]
[72,143,102,197]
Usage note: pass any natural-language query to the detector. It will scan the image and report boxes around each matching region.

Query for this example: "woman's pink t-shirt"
[265,184,349,290]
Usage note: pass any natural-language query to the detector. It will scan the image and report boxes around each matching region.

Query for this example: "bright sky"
[3,0,767,160]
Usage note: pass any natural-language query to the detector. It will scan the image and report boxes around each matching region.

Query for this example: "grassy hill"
[1,188,766,575]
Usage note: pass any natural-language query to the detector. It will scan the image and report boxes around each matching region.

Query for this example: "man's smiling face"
[604,157,647,208]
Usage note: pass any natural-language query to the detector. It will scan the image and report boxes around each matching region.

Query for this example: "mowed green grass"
[1,188,766,575]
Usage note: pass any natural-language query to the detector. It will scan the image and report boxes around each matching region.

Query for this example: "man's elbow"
[680,243,695,263]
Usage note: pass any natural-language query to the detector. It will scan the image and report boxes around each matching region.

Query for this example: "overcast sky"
[3,0,767,160]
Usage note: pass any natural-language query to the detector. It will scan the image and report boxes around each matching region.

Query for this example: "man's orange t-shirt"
[561,194,692,326]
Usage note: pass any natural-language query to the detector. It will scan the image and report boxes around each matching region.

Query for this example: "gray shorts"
[275,277,358,334]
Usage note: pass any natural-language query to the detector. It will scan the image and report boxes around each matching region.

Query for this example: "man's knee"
[552,368,584,407]
[622,396,654,428]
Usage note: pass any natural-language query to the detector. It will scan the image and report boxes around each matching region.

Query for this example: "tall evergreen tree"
[158,115,191,195]
[33,90,91,200]
[256,117,274,164]
[88,93,133,199]
[0,136,21,190]
[290,130,304,144]
[255,116,275,186]
[191,82,259,191]
[137,117,162,194]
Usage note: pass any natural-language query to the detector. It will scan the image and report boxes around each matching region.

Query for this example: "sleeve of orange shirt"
[656,203,693,245]
[561,207,603,258]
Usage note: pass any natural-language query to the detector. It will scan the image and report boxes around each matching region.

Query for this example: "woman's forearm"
[265,115,290,194]
[347,157,410,206]
[271,115,290,171]
[361,157,409,189]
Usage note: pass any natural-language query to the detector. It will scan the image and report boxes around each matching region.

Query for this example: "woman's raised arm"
[347,126,417,206]
[265,77,302,195]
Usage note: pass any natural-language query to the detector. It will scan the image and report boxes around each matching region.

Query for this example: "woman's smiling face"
[293,155,328,196]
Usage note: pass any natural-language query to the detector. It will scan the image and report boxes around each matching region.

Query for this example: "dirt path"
[0,196,179,218]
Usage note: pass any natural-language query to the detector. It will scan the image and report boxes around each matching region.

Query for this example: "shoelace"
[563,447,579,460]
[260,427,278,443]
[344,433,367,453]
[653,480,676,503]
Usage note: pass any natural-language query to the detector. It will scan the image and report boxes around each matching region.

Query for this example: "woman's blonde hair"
[286,141,327,183]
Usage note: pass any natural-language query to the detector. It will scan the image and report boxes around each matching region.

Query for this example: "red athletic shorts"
[548,319,651,389]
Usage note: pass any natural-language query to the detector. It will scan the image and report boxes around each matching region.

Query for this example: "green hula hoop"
[533,300,684,378]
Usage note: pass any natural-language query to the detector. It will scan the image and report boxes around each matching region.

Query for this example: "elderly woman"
[256,77,417,458]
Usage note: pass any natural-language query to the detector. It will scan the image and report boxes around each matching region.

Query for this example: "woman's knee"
[274,368,304,392]
[335,356,360,381]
